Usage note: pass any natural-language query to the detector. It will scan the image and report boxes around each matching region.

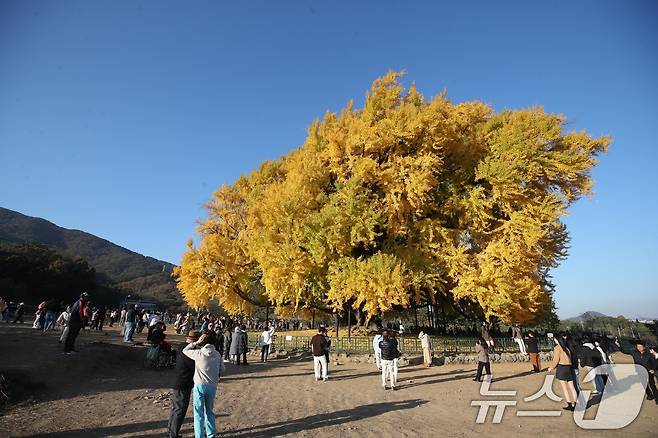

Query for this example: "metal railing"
[246,333,552,354]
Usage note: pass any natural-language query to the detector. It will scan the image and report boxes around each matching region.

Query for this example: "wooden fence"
[246,333,553,354]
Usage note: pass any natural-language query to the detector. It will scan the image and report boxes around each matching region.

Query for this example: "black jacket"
[379,337,399,361]
[526,337,539,354]
[173,343,195,391]
[619,346,657,371]
[579,345,603,368]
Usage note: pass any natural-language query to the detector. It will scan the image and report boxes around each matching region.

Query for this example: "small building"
[122,298,159,311]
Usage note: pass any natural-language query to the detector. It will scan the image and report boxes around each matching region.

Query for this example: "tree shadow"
[401,372,474,389]
[487,370,536,383]
[401,367,473,379]
[222,399,429,437]
[330,370,382,381]
[222,368,354,382]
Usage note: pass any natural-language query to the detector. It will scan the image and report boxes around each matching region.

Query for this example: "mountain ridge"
[0,207,182,307]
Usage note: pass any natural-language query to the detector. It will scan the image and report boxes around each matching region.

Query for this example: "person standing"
[548,334,579,411]
[260,324,275,363]
[239,324,248,365]
[34,300,47,329]
[12,302,25,324]
[323,327,332,373]
[64,292,88,354]
[119,307,127,327]
[379,330,399,390]
[97,305,106,331]
[419,331,432,367]
[372,331,383,370]
[565,334,581,395]
[512,323,527,355]
[229,327,240,364]
[43,300,57,331]
[474,338,492,382]
[167,330,199,438]
[123,304,137,343]
[136,309,148,333]
[183,333,222,438]
[82,302,92,330]
[580,338,604,395]
[526,331,541,372]
[311,327,329,381]
[481,321,494,351]
[615,339,658,404]
[57,305,71,343]
[223,326,232,361]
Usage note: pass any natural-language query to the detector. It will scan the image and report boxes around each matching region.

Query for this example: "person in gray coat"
[229,327,241,364]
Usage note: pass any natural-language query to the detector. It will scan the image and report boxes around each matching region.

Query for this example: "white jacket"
[373,334,382,353]
[261,327,275,346]
[56,311,70,326]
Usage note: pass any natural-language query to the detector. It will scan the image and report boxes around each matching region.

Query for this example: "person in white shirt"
[372,331,383,370]
[148,312,161,327]
[57,306,71,344]
[260,325,276,363]
[183,333,222,438]
[119,308,127,326]
[419,331,432,367]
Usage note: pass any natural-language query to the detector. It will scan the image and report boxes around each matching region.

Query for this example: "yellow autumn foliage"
[174,71,609,324]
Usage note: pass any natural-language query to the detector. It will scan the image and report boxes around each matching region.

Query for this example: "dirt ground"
[0,324,656,438]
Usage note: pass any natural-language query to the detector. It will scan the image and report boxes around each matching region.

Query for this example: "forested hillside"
[0,207,182,307]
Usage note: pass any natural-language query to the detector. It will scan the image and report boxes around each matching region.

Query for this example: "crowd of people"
[3,294,658,437]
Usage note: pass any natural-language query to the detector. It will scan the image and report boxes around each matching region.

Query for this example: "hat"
[186,330,201,341]
[81,292,89,298]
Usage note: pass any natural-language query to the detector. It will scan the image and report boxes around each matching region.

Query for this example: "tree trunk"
[348,307,351,338]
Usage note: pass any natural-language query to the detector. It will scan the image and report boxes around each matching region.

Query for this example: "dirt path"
[0,324,656,437]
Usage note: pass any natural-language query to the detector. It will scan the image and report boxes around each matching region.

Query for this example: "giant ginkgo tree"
[174,72,609,324]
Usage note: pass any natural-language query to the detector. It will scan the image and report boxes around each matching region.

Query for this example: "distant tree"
[0,243,123,306]
[175,71,609,324]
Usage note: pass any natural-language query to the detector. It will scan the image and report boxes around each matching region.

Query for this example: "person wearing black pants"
[323,330,331,373]
[238,324,248,365]
[474,338,491,382]
[64,319,82,353]
[64,293,88,354]
[260,325,275,363]
[167,330,199,438]
[616,339,658,404]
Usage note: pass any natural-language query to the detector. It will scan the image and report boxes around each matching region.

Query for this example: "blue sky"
[1,1,656,319]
